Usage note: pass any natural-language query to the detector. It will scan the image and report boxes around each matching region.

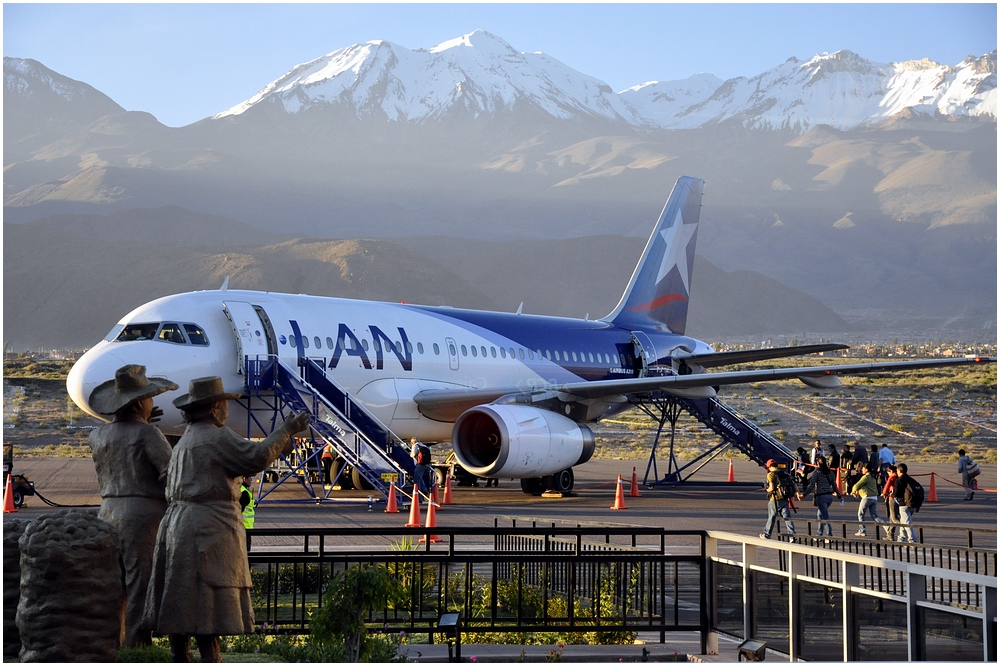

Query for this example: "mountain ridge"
[1,209,848,350]
[2,35,995,344]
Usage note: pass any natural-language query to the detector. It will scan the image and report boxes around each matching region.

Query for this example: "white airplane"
[67,176,994,490]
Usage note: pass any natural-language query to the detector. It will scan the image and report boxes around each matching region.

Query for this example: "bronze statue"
[143,376,310,662]
[88,364,177,648]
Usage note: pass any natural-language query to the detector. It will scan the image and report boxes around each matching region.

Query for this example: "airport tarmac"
[6,456,996,547]
[5,455,995,662]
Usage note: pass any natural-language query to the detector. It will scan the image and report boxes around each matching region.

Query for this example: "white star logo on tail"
[655,208,698,296]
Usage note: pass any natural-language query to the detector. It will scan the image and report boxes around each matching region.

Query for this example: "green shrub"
[312,563,407,661]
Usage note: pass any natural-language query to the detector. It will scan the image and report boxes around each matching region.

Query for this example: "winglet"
[603,177,704,334]
[220,275,230,291]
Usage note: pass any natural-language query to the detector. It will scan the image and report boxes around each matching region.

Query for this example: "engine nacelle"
[451,404,595,478]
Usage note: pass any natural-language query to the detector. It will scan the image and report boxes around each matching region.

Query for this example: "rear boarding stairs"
[242,355,416,505]
[635,392,799,486]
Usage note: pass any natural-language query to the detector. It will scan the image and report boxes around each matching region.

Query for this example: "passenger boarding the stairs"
[798,456,841,538]
[760,459,796,540]
[410,437,433,498]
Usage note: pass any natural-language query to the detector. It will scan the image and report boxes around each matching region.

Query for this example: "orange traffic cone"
[928,472,939,503]
[610,474,628,510]
[419,499,441,543]
[629,467,641,497]
[442,473,454,505]
[384,482,400,513]
[835,467,845,495]
[727,458,736,483]
[405,484,423,527]
[431,481,440,507]
[3,477,17,514]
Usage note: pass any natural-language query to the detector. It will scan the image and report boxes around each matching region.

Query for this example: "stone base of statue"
[17,509,125,662]
[4,519,28,659]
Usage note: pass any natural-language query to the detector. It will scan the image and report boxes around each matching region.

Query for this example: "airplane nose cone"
[66,346,127,418]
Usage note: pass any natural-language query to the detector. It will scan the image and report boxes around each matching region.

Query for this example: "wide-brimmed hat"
[89,364,178,415]
[172,376,242,410]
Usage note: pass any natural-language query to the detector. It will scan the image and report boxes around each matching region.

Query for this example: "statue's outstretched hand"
[149,406,164,423]
[284,411,311,434]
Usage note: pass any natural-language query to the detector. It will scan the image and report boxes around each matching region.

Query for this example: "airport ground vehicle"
[3,444,36,509]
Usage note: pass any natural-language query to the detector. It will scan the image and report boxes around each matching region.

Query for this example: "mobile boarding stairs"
[242,356,415,505]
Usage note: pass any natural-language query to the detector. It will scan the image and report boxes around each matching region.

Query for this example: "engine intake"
[452,404,595,478]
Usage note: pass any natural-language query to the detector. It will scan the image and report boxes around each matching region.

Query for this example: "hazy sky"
[4,3,997,128]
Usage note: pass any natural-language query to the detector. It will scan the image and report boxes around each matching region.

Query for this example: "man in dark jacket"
[891,462,916,543]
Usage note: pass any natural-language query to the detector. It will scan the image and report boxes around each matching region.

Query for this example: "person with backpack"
[760,459,796,540]
[892,462,922,543]
[410,437,433,497]
[798,456,841,538]
[850,467,883,537]
[957,448,980,501]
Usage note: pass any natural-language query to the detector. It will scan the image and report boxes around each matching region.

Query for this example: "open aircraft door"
[223,301,277,374]
[630,331,657,378]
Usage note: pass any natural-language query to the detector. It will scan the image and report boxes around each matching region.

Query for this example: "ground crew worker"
[321,442,334,489]
[240,476,254,550]
[240,476,255,528]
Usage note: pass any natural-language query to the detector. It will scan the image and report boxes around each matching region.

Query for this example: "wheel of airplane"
[454,466,479,487]
[434,467,447,487]
[520,477,546,496]
[553,468,575,494]
[350,467,373,491]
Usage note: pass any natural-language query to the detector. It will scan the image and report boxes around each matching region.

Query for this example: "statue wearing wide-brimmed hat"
[144,376,310,663]
[89,363,178,416]
[88,364,178,649]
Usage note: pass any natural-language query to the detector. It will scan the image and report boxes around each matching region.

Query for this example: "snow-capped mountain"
[628,49,997,132]
[213,33,996,134]
[215,30,647,126]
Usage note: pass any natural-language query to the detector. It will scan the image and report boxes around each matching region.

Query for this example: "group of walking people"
[761,438,970,544]
[88,364,310,662]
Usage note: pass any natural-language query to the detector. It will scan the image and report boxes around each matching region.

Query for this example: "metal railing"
[244,524,996,661]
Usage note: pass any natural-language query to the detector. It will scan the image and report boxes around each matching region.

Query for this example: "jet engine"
[451,404,595,478]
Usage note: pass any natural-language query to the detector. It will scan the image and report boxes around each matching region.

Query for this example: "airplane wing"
[675,343,849,368]
[413,356,995,422]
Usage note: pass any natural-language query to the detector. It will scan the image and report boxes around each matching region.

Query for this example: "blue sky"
[4,3,997,128]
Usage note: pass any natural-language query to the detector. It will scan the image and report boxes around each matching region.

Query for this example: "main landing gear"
[520,467,574,497]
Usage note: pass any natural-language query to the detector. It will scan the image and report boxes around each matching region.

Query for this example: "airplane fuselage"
[67,289,713,441]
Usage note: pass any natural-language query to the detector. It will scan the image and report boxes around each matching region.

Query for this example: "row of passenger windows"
[108,322,209,346]
[286,333,626,366]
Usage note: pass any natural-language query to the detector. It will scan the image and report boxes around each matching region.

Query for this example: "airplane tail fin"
[603,176,704,334]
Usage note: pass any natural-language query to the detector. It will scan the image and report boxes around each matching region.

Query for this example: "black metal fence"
[246,524,709,648]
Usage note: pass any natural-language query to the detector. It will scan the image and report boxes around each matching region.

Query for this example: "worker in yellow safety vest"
[321,442,334,490]
[239,476,255,530]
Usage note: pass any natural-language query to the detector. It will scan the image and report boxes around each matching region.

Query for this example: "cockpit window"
[117,323,160,341]
[112,322,210,346]
[103,324,125,342]
[184,324,209,346]
[158,323,186,344]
